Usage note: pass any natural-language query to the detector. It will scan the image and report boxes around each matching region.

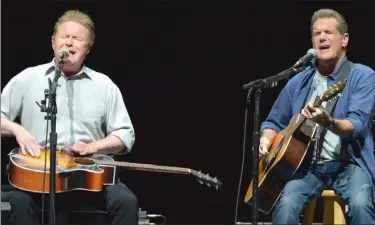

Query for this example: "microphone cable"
[233,90,250,225]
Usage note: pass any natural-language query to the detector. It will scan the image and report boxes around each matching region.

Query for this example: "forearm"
[89,135,126,155]
[1,117,23,137]
[328,118,354,137]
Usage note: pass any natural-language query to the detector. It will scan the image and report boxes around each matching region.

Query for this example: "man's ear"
[51,36,55,51]
[86,42,93,55]
[342,33,349,48]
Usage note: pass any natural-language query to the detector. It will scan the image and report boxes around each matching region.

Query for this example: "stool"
[302,190,347,225]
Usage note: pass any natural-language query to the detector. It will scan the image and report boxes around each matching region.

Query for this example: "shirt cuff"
[345,115,363,139]
[109,129,135,154]
[261,121,282,133]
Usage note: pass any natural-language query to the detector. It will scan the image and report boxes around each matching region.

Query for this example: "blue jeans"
[272,162,375,225]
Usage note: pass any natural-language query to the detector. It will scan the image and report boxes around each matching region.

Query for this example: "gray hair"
[310,8,348,35]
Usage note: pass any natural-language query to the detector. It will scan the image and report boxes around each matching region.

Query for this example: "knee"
[348,185,374,212]
[274,195,298,217]
[116,191,139,211]
[274,191,309,216]
[8,191,36,210]
[277,194,301,211]
[106,184,139,212]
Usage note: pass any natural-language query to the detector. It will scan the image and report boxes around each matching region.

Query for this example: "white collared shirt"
[1,60,135,154]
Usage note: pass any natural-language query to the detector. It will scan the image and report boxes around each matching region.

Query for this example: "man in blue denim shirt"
[259,9,375,224]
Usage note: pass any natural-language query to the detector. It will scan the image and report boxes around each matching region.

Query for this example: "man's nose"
[319,32,328,41]
[65,37,73,46]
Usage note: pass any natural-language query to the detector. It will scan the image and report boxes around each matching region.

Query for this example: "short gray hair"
[310,8,348,35]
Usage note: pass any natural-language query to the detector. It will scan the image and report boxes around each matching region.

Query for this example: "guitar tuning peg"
[198,180,203,184]
[206,183,211,187]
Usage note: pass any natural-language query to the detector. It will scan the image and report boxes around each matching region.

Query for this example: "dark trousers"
[2,181,139,225]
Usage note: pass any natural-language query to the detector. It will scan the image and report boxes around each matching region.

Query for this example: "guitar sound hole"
[73,158,95,165]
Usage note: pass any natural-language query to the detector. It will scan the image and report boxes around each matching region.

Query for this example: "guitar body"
[244,114,317,214]
[7,148,116,193]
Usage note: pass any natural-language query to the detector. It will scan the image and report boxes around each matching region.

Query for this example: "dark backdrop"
[1,1,374,224]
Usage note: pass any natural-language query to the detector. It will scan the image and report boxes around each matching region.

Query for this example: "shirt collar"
[310,55,348,81]
[45,58,92,80]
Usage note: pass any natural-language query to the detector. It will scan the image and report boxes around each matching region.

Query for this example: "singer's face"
[311,18,348,62]
[52,21,91,71]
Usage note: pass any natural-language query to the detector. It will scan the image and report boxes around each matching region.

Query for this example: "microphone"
[242,48,318,90]
[58,48,69,61]
[293,48,317,69]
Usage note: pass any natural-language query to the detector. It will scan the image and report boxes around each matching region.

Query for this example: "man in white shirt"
[1,9,139,225]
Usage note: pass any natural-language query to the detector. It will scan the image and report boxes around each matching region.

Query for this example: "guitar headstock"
[190,170,222,190]
[316,80,346,105]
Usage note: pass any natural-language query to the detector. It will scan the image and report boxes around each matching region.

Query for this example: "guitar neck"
[96,160,192,175]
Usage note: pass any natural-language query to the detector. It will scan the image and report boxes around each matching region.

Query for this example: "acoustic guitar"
[244,81,346,214]
[7,147,222,193]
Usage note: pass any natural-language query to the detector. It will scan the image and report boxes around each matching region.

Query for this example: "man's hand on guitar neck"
[301,102,333,128]
[301,103,354,137]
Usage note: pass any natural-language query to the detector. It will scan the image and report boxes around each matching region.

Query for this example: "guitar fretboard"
[95,160,192,175]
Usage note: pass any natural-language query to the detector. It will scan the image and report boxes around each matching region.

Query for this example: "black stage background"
[1,1,374,224]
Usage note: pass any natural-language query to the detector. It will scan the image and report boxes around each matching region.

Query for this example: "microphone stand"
[242,65,304,225]
[37,58,64,225]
